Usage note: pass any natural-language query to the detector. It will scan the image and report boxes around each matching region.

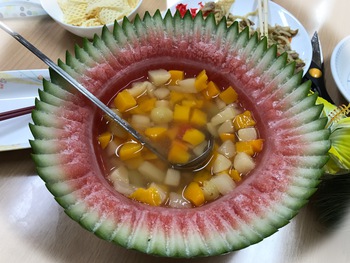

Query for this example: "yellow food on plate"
[57,0,140,26]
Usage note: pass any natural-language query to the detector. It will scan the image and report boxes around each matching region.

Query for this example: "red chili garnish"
[176,2,203,18]
[176,4,188,17]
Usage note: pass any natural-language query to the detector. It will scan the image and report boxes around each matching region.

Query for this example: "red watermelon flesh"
[30,11,330,257]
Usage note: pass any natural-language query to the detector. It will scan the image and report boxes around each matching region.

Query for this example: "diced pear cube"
[164,168,181,187]
[153,87,170,99]
[168,192,192,208]
[210,173,236,195]
[148,69,171,86]
[169,78,197,93]
[130,114,151,130]
[218,120,235,134]
[137,161,165,183]
[217,140,236,159]
[109,165,129,184]
[233,152,256,174]
[127,81,148,97]
[201,180,220,201]
[237,127,258,141]
[212,154,232,174]
[211,107,236,126]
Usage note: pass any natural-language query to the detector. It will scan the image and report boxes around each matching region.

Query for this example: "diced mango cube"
[130,97,156,114]
[114,90,137,112]
[229,169,242,182]
[118,141,143,160]
[202,81,220,99]
[193,170,212,185]
[219,86,238,104]
[168,70,185,85]
[235,141,255,156]
[169,91,185,105]
[219,132,236,142]
[98,131,112,149]
[129,186,162,206]
[190,108,207,127]
[182,128,205,146]
[173,104,191,122]
[183,182,205,206]
[144,126,167,140]
[250,139,264,152]
[168,140,190,164]
[182,99,204,108]
[195,69,208,92]
[233,110,256,130]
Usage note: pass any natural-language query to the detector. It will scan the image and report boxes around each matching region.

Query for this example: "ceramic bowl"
[331,35,350,102]
[41,0,143,39]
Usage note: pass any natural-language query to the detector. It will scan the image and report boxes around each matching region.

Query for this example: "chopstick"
[0,105,35,121]
[258,0,269,38]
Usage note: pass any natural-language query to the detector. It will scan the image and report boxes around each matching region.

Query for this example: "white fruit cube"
[233,152,256,174]
[210,173,236,195]
[164,168,181,187]
[237,127,258,141]
[148,69,171,86]
[212,154,232,174]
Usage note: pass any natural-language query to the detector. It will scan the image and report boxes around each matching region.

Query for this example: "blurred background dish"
[331,35,350,102]
[40,0,143,39]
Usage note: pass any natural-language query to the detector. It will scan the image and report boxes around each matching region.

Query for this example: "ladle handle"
[0,21,167,162]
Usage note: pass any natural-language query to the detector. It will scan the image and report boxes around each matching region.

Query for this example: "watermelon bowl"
[29,10,331,258]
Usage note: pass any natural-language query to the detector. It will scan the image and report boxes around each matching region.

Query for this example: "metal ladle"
[0,21,214,170]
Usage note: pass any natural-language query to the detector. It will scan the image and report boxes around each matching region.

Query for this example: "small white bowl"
[41,0,143,39]
[331,36,350,102]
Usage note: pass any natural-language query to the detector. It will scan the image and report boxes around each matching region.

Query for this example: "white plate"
[169,0,312,76]
[331,35,350,102]
[0,69,49,152]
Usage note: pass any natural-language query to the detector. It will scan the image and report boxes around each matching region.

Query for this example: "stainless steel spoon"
[0,21,214,170]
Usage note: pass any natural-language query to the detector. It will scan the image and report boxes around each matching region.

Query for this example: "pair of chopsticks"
[0,105,35,121]
[258,0,269,38]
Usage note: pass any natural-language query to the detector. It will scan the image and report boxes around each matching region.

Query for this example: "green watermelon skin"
[30,10,330,257]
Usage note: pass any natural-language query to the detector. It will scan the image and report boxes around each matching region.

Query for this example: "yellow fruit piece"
[129,186,162,206]
[114,90,137,112]
[118,141,143,160]
[219,132,236,142]
[168,140,190,164]
[190,108,207,127]
[144,126,167,140]
[219,86,238,104]
[250,139,264,152]
[168,70,185,85]
[229,169,242,182]
[235,141,254,156]
[98,131,112,149]
[182,128,205,146]
[195,70,208,92]
[202,81,220,99]
[173,104,191,122]
[233,110,256,130]
[184,182,205,206]
[182,99,204,108]
[193,170,212,185]
[170,91,185,105]
[141,148,158,160]
[129,97,156,114]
